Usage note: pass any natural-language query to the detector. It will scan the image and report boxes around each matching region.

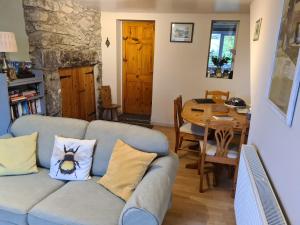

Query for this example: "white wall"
[249,0,300,224]
[101,12,250,126]
[0,0,30,61]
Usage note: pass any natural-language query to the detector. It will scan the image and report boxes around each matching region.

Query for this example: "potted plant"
[211,56,230,78]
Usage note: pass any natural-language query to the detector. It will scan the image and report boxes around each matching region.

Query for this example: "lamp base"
[0,52,8,73]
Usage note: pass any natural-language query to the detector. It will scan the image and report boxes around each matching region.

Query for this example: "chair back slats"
[214,124,234,157]
[205,90,230,103]
[203,120,246,158]
[101,86,112,108]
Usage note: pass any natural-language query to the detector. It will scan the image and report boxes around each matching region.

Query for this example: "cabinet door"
[60,66,96,121]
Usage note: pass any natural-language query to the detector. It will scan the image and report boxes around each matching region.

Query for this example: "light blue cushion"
[84,120,169,176]
[0,168,65,225]
[119,152,179,225]
[10,115,89,169]
[28,177,125,225]
[0,133,12,139]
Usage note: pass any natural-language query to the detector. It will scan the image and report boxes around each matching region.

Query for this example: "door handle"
[123,58,128,62]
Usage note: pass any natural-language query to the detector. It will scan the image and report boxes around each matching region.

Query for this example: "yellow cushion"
[0,132,38,176]
[98,139,157,201]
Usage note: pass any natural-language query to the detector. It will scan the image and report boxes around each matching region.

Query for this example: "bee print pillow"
[49,136,96,181]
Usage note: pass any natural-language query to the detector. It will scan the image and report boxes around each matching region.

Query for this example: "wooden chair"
[199,120,247,195]
[205,90,230,103]
[174,96,205,154]
[100,86,120,121]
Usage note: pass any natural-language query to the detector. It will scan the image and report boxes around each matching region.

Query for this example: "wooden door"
[59,66,96,121]
[123,21,155,115]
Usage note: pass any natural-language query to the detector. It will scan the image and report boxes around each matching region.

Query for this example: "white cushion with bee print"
[49,136,96,181]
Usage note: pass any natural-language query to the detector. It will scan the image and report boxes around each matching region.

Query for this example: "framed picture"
[253,18,262,41]
[267,0,300,126]
[170,23,194,43]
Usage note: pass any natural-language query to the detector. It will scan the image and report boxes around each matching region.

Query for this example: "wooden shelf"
[8,76,43,87]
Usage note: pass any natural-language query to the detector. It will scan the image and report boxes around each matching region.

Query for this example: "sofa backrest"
[85,120,169,176]
[10,115,89,169]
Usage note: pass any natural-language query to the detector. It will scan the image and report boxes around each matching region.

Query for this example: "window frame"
[206,20,240,79]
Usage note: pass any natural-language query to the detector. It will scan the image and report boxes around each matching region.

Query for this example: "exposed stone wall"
[22,0,102,116]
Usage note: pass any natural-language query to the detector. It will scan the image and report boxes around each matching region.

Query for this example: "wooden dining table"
[181,99,250,169]
[182,99,250,130]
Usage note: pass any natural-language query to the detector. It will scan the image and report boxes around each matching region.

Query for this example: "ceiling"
[78,0,251,13]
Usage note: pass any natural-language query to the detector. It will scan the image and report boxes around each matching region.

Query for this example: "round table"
[181,100,249,130]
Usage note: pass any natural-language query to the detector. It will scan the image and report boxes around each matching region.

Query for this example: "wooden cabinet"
[59,66,96,121]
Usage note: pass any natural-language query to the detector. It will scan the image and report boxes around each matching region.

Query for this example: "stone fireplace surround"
[22,0,102,116]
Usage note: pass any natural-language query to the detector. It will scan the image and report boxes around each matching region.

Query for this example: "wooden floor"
[153,126,236,225]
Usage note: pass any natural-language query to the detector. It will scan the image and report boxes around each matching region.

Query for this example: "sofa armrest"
[0,133,13,139]
[119,152,179,225]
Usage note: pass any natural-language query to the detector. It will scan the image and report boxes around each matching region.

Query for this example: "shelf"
[8,77,43,87]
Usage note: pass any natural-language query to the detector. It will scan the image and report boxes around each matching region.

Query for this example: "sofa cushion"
[10,115,89,169]
[28,177,125,225]
[0,168,65,225]
[85,120,169,176]
[49,136,96,181]
[0,132,38,176]
[98,139,157,201]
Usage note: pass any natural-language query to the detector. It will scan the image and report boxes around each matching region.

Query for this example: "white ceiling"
[78,0,251,13]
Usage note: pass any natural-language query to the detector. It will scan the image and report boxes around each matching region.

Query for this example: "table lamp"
[0,32,18,73]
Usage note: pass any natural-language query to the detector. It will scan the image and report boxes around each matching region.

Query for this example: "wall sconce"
[105,37,110,48]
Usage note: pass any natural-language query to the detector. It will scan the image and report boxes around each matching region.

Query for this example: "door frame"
[121,20,155,115]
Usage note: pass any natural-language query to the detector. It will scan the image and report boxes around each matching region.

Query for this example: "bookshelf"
[0,70,46,135]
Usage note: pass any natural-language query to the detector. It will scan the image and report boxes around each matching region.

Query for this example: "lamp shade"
[0,32,18,52]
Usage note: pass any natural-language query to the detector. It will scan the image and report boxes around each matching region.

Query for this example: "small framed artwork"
[253,18,262,41]
[170,22,194,43]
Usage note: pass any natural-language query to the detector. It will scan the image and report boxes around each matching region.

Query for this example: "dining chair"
[199,120,247,195]
[100,85,120,121]
[205,90,230,103]
[174,96,215,184]
[174,96,205,153]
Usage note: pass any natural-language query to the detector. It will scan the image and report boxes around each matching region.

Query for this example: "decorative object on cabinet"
[0,32,18,75]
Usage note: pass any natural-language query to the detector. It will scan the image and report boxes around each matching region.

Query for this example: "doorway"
[122,21,155,117]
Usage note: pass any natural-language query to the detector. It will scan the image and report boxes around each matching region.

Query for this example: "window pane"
[208,33,221,67]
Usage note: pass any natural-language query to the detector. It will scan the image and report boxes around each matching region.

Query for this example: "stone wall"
[22,0,102,116]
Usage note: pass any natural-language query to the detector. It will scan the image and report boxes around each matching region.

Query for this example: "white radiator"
[234,145,287,225]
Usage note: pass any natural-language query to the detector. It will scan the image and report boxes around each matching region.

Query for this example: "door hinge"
[60,75,71,80]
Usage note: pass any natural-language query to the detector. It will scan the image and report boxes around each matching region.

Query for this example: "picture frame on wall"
[267,0,300,126]
[170,22,194,43]
[253,18,262,41]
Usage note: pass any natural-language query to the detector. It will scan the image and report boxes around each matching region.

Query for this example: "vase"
[215,68,222,78]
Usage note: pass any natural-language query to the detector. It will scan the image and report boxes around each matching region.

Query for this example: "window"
[206,21,239,79]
